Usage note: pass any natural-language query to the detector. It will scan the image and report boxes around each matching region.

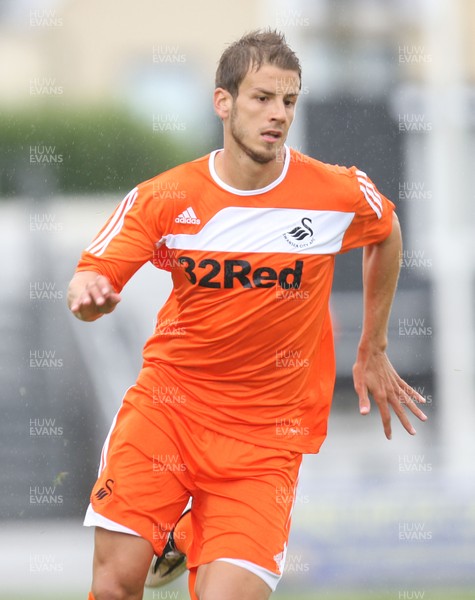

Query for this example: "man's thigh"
[195,561,272,600]
[92,527,154,599]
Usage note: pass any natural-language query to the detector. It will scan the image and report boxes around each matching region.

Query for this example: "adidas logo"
[175,207,200,225]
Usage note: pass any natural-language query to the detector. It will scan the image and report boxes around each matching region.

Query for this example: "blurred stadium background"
[1,0,474,598]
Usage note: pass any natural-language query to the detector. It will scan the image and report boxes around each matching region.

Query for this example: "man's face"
[228,63,300,165]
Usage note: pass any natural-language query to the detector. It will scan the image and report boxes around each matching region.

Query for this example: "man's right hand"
[68,271,121,321]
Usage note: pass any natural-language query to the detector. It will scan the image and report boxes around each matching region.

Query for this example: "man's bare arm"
[68,271,121,322]
[352,213,427,439]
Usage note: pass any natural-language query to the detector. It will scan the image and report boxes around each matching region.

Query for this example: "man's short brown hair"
[215,29,302,98]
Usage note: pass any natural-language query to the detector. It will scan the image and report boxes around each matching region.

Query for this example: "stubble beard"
[230,106,283,165]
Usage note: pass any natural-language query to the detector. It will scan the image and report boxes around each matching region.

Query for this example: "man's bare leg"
[194,561,272,600]
[90,527,154,600]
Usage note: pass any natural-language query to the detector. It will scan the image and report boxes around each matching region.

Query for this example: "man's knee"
[92,565,145,600]
[91,581,129,600]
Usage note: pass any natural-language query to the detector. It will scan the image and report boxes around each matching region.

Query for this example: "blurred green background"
[0,108,199,196]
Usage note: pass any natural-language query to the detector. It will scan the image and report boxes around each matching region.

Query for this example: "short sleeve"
[339,168,396,253]
[75,185,164,292]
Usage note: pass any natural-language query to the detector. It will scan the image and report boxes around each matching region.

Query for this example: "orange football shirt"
[76,147,395,453]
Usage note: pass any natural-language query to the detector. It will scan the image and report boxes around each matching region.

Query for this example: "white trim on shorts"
[84,505,285,591]
[215,558,281,592]
[83,503,141,537]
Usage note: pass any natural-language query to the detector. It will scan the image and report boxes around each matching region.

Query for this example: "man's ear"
[214,87,233,120]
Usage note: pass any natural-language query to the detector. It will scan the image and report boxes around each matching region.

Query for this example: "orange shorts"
[85,381,302,579]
